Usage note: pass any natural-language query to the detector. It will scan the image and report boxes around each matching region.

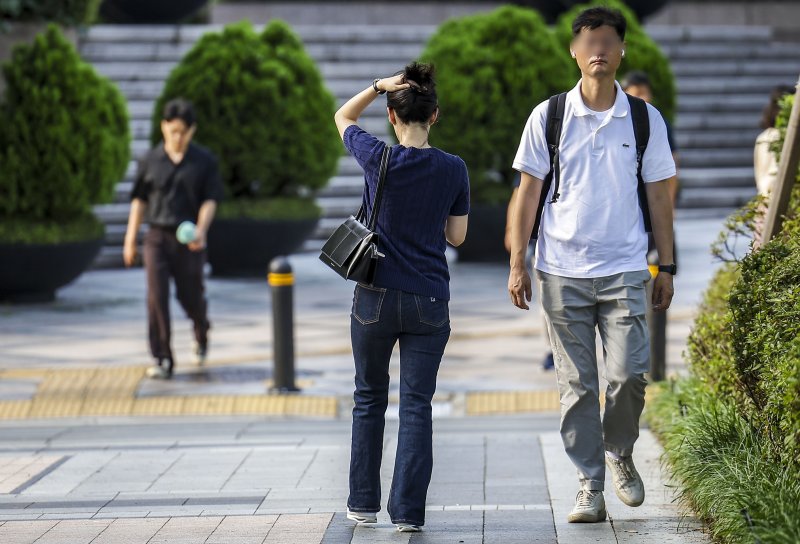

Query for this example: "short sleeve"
[449,159,470,216]
[512,101,550,181]
[343,125,386,173]
[203,154,225,202]
[129,156,150,202]
[642,105,677,183]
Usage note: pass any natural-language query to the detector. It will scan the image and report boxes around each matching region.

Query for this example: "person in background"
[754,84,795,197]
[333,62,469,533]
[123,98,224,379]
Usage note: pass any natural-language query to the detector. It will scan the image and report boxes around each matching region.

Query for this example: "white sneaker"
[346,509,377,524]
[396,524,421,532]
[606,454,645,507]
[567,490,606,523]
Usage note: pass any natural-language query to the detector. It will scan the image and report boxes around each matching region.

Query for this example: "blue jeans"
[348,284,450,526]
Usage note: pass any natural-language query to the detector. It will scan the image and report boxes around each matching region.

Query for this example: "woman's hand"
[376,74,410,93]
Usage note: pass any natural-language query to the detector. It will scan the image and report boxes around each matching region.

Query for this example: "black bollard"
[268,256,299,392]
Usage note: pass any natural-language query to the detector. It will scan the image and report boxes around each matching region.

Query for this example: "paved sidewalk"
[0,416,708,543]
[0,216,728,541]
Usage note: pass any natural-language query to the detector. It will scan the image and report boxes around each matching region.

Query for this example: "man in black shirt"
[124,99,224,379]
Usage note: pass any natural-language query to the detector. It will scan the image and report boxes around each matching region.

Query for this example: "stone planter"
[207,217,319,277]
[0,238,103,303]
[456,203,508,263]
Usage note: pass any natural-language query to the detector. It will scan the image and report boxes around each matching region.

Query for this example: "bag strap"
[531,92,567,239]
[355,145,391,229]
[626,93,652,233]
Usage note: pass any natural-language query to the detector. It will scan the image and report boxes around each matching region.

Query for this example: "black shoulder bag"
[318,145,390,284]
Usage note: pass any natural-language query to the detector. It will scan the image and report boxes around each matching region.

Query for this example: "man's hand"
[123,238,137,267]
[187,229,206,252]
[508,265,532,310]
[651,272,674,312]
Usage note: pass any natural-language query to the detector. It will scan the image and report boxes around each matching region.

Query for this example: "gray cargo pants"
[536,269,651,491]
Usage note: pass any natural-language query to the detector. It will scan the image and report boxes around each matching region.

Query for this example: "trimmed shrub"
[419,5,574,204]
[554,0,676,123]
[151,20,339,219]
[0,24,130,243]
[0,0,100,25]
[647,379,800,544]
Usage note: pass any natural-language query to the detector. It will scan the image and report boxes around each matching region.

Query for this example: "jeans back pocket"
[414,295,449,327]
[352,284,386,325]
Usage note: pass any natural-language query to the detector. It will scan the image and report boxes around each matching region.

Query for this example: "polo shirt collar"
[567,79,629,118]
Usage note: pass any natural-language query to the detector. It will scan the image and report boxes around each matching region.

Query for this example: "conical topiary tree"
[554,0,676,123]
[419,5,574,204]
[0,24,130,243]
[150,20,340,219]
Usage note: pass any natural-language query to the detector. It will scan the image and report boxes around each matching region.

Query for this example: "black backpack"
[531,92,652,240]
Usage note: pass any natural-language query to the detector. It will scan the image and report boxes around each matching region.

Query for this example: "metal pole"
[268,256,299,392]
[646,260,667,382]
[762,74,800,244]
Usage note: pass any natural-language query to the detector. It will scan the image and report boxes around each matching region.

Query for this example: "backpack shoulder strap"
[626,93,652,232]
[532,92,567,240]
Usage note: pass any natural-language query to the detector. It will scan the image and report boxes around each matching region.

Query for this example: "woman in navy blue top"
[334,62,469,533]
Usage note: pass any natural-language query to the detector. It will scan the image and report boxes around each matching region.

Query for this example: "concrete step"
[675,112,761,131]
[677,94,772,113]
[662,42,800,60]
[678,186,756,208]
[679,148,752,168]
[92,245,125,269]
[676,75,799,95]
[679,167,754,189]
[647,25,773,43]
[84,24,437,44]
[675,130,761,149]
[93,60,411,82]
[672,59,800,77]
[81,42,424,63]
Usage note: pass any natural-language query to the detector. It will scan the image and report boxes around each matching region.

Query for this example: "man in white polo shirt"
[507,7,676,523]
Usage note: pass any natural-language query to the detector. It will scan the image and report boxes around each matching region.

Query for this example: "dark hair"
[386,62,438,125]
[620,70,652,91]
[162,98,196,127]
[571,7,626,41]
[760,84,794,129]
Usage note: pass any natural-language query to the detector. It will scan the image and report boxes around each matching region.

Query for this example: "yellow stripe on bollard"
[648,264,659,279]
[268,272,294,286]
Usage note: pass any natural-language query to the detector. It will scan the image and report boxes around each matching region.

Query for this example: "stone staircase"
[81,24,800,267]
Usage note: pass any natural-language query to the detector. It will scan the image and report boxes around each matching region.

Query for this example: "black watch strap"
[658,263,677,275]
[372,79,386,95]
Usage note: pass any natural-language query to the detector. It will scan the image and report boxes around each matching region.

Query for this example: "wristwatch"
[658,263,677,275]
[372,78,386,95]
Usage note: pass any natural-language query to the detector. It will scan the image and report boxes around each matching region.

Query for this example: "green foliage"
[647,379,800,544]
[0,24,130,243]
[419,5,574,204]
[0,213,103,244]
[553,0,676,123]
[0,0,100,25]
[151,20,339,218]
[216,196,320,221]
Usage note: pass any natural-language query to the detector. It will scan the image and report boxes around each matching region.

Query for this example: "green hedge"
[0,24,130,243]
[151,20,339,219]
[648,96,800,542]
[0,0,100,25]
[419,5,574,204]
[554,0,676,123]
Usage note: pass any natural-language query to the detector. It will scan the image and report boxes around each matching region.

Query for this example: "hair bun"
[404,61,435,90]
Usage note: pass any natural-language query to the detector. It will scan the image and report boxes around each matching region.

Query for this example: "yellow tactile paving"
[466,390,561,415]
[183,395,236,416]
[0,400,32,419]
[131,396,187,416]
